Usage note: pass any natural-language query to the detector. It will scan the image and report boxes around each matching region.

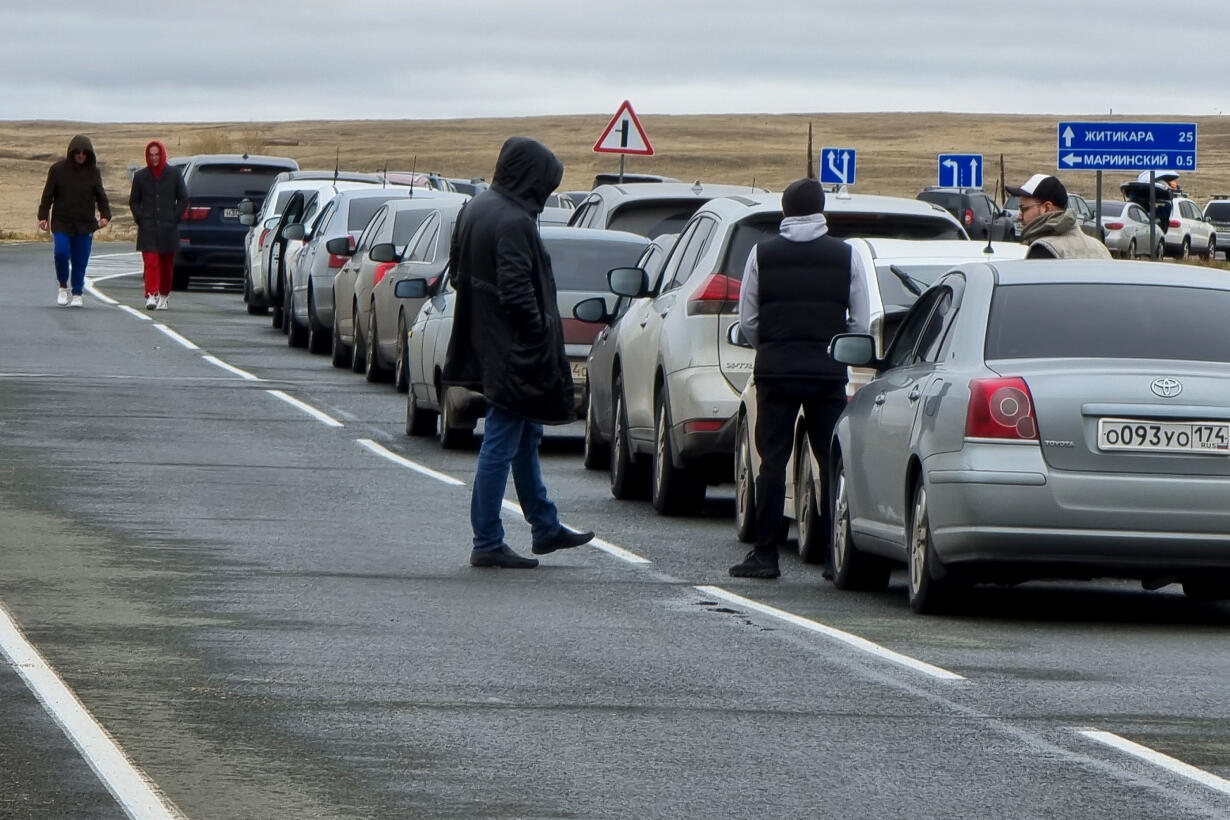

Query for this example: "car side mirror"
[238,199,255,215]
[239,213,255,227]
[369,242,400,263]
[572,296,610,324]
[325,236,353,256]
[608,266,649,298]
[829,333,879,368]
[394,278,427,299]
[282,223,305,241]
[726,321,753,348]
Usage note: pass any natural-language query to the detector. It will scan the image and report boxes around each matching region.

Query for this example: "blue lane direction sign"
[820,147,857,185]
[937,154,983,188]
[1057,121,1197,172]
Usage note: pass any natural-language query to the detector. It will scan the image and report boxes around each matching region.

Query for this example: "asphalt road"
[2,242,1230,820]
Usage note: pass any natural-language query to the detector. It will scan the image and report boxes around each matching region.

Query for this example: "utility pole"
[807,123,815,180]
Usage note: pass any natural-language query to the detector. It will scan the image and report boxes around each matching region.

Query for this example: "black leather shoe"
[531,526,595,555]
[470,545,539,568]
[728,549,780,579]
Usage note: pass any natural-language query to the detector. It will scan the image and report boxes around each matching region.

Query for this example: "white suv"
[1163,196,1217,259]
[1203,197,1230,260]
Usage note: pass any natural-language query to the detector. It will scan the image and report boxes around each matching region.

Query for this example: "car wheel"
[405,384,438,437]
[582,384,609,470]
[307,288,329,354]
[364,307,388,383]
[350,304,366,374]
[394,314,410,393]
[829,457,891,590]
[1181,577,1230,601]
[438,390,473,450]
[270,276,284,329]
[1206,236,1216,260]
[907,479,955,614]
[243,271,266,314]
[651,389,706,516]
[1126,238,1136,259]
[795,435,828,564]
[1178,237,1190,259]
[734,416,755,543]
[1154,239,1165,260]
[286,285,307,348]
[330,308,350,368]
[609,377,649,500]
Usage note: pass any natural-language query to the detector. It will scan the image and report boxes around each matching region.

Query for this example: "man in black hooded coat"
[442,136,594,569]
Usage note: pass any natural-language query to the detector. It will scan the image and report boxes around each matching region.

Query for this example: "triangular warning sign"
[593,100,654,155]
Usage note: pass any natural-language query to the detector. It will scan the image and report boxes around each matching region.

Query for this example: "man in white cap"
[1007,174,1111,259]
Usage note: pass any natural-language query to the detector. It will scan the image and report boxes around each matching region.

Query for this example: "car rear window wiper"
[889,265,925,296]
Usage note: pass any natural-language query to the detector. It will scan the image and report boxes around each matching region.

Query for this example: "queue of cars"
[187,154,1230,613]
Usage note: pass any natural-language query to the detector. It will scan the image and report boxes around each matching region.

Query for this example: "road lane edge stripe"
[201,355,261,381]
[267,389,344,428]
[117,304,152,322]
[0,602,183,819]
[152,324,200,350]
[497,500,651,564]
[1079,729,1230,797]
[356,439,465,486]
[695,585,965,681]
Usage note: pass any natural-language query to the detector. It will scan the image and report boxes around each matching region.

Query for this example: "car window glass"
[608,201,703,238]
[356,210,386,251]
[186,163,293,198]
[655,220,701,293]
[314,200,337,234]
[916,288,955,363]
[973,195,992,221]
[405,213,439,261]
[641,245,667,290]
[664,218,716,291]
[883,290,942,369]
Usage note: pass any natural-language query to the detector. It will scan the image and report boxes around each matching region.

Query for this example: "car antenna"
[983,226,994,254]
[332,147,339,193]
[750,176,756,192]
[381,161,387,189]
[888,264,924,296]
[409,155,417,197]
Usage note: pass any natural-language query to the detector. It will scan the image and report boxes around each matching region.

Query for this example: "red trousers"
[142,252,175,296]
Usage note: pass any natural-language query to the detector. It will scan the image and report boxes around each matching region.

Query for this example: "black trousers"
[753,381,847,553]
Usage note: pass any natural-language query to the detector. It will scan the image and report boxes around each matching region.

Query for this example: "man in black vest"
[729,179,869,579]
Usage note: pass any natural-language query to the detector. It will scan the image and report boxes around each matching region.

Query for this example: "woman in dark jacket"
[129,140,187,309]
[37,135,112,307]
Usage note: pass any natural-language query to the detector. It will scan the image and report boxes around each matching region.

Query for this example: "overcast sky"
[6,1,1227,122]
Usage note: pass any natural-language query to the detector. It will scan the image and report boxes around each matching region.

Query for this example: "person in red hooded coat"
[128,140,187,309]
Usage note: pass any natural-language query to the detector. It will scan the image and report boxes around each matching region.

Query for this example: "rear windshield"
[347,195,402,231]
[187,164,291,198]
[1206,201,1230,221]
[1097,201,1126,216]
[547,238,648,291]
[917,192,963,216]
[608,201,704,238]
[986,283,1230,362]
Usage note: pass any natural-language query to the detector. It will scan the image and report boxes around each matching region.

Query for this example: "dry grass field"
[3,113,1229,244]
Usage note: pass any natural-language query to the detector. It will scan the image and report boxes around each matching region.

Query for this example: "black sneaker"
[532,526,595,555]
[470,545,539,568]
[728,549,780,579]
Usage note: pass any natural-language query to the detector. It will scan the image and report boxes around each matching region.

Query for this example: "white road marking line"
[498,500,650,564]
[356,439,465,486]
[0,602,183,819]
[201,355,261,381]
[152,324,199,350]
[117,305,152,322]
[90,253,142,259]
[87,270,142,282]
[267,390,344,428]
[1079,730,1230,797]
[694,585,966,681]
[84,281,118,305]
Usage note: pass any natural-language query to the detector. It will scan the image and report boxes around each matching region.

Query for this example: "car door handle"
[908,387,921,401]
[874,393,886,405]
[639,317,649,327]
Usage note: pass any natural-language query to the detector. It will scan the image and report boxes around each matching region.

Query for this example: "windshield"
[546,238,649,291]
[1206,202,1230,221]
[608,201,705,238]
[347,195,403,231]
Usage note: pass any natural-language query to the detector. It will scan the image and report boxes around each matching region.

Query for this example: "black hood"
[490,137,563,215]
[66,134,97,166]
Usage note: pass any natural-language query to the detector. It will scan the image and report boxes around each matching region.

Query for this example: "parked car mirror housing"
[572,296,610,324]
[829,333,880,368]
[238,199,255,216]
[369,242,400,263]
[282,223,305,241]
[608,266,649,298]
[726,321,753,348]
[394,278,428,299]
[239,213,256,227]
[325,236,353,256]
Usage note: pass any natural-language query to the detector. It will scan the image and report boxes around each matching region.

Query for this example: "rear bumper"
[175,243,245,275]
[666,366,740,481]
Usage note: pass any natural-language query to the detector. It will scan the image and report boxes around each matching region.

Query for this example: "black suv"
[175,153,299,288]
[915,187,1015,242]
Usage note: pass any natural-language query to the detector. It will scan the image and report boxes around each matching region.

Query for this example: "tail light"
[963,208,974,226]
[965,377,1038,440]
[182,205,211,221]
[687,273,741,316]
[1169,219,1181,228]
[1105,221,1124,230]
[372,262,397,287]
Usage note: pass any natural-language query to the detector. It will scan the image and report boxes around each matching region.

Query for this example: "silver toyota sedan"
[827,260,1230,613]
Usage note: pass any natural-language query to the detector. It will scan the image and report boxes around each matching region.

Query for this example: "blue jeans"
[53,233,93,295]
[471,405,561,552]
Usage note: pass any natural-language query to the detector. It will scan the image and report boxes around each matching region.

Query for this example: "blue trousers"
[53,233,93,295]
[471,405,561,552]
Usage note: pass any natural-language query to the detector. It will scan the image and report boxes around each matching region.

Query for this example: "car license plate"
[223,208,239,219]
[1097,417,1230,454]
[570,361,587,381]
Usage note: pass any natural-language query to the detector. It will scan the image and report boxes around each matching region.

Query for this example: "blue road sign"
[1057,121,1197,172]
[819,147,857,185]
[937,154,983,188]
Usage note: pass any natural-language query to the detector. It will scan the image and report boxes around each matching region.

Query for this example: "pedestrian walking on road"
[729,178,870,580]
[37,135,112,307]
[1009,174,1111,259]
[129,140,187,310]
[442,136,594,569]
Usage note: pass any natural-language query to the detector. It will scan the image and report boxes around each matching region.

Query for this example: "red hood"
[145,140,168,178]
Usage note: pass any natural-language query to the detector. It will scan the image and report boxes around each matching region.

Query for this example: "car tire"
[286,286,307,348]
[307,288,329,354]
[1206,236,1216,260]
[438,390,473,450]
[795,434,828,564]
[364,307,388,383]
[651,389,706,516]
[582,384,609,470]
[907,479,955,614]
[405,385,438,437]
[350,304,366,374]
[1181,577,1230,601]
[244,272,267,315]
[609,376,649,500]
[330,308,349,368]
[394,314,410,394]
[1126,239,1136,259]
[1178,237,1190,259]
[270,275,284,329]
[829,456,891,590]
[734,416,755,543]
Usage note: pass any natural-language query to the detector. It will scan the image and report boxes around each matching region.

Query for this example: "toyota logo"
[1150,378,1183,398]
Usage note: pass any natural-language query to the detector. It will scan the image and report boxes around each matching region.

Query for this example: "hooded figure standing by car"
[129,140,187,310]
[1009,174,1111,260]
[442,136,595,569]
[729,178,870,580]
[37,135,112,307]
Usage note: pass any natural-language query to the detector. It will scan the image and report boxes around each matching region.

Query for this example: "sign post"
[937,154,983,188]
[593,100,654,184]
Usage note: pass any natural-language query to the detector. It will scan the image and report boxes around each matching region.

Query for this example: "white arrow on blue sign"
[1057,122,1197,171]
[819,147,856,185]
[937,154,983,188]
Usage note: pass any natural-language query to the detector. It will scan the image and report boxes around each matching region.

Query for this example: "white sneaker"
[70,294,84,308]
[57,287,69,306]
[146,294,158,310]
[155,296,169,310]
